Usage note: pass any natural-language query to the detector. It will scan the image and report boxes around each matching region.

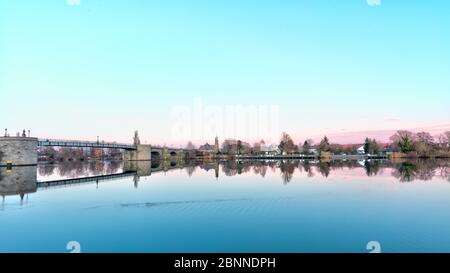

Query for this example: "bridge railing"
[37,171,137,189]
[38,138,136,149]
[37,138,196,151]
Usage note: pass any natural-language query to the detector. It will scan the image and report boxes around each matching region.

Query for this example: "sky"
[1,0,449,146]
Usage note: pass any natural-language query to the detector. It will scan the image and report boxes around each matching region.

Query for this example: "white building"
[261,144,281,155]
[357,145,365,154]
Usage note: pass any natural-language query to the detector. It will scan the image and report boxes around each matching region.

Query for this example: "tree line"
[185,130,450,157]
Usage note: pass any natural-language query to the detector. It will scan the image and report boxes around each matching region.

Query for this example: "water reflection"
[206,159,449,184]
[0,166,37,196]
[391,160,449,182]
[2,159,450,252]
[38,161,123,180]
[0,166,37,208]
[1,159,450,201]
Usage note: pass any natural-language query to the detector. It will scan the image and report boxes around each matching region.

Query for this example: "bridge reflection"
[0,165,37,196]
[0,159,193,200]
[37,171,137,189]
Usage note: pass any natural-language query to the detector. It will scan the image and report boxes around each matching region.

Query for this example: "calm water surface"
[1,159,450,253]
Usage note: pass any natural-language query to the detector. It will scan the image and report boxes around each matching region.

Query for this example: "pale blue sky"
[1,0,449,145]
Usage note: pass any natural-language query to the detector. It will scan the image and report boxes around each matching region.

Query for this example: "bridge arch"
[151,151,161,161]
[151,160,161,169]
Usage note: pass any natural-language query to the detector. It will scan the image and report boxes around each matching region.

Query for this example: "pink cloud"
[307,123,450,144]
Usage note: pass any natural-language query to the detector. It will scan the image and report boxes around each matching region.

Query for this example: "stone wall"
[124,161,152,177]
[0,165,37,196]
[124,145,151,161]
[0,137,38,166]
[124,149,136,161]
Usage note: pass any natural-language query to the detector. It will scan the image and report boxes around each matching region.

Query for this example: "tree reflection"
[38,164,56,176]
[415,160,436,181]
[107,161,121,174]
[222,161,239,177]
[253,164,268,178]
[390,159,450,182]
[301,161,315,177]
[392,162,418,182]
[38,161,124,180]
[317,161,331,178]
[36,159,450,184]
[279,160,297,184]
[364,160,381,176]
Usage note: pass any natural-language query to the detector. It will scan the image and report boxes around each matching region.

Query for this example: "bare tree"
[252,142,262,155]
[414,132,435,157]
[279,132,296,155]
[444,131,450,150]
[415,142,433,157]
[416,132,434,145]
[318,136,331,152]
[302,139,313,155]
[390,130,416,153]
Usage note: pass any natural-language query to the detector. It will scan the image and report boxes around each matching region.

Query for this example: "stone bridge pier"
[124,145,152,161]
[0,165,37,196]
[123,161,152,177]
[123,145,186,161]
[0,137,38,166]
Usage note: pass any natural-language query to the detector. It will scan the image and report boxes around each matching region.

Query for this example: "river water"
[1,159,450,253]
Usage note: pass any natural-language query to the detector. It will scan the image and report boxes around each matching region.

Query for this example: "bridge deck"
[36,165,185,190]
[38,139,136,150]
[37,171,137,189]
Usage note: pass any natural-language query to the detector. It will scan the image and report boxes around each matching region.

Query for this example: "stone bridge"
[0,136,195,166]
[123,145,193,162]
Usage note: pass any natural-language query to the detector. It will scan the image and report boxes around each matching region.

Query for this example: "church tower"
[214,136,219,153]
